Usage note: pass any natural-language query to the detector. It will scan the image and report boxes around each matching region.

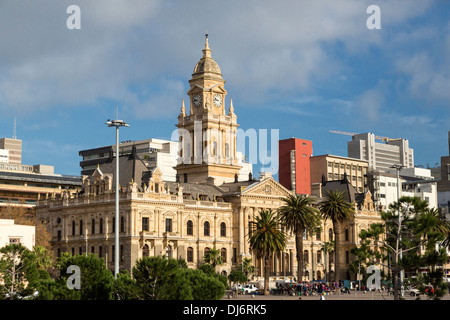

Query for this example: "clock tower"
[175,35,241,185]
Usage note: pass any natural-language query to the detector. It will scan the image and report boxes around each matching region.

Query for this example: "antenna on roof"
[13,117,17,139]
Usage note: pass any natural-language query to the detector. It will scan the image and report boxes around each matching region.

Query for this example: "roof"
[96,151,151,190]
[321,176,360,204]
[0,171,82,186]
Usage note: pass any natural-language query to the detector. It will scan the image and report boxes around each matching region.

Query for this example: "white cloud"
[0,0,440,120]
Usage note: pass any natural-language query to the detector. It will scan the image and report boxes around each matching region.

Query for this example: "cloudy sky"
[0,0,449,177]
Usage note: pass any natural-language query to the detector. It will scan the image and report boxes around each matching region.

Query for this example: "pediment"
[92,167,103,179]
[150,167,163,181]
[241,177,293,198]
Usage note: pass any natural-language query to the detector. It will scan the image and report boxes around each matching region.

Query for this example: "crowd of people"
[272,281,352,296]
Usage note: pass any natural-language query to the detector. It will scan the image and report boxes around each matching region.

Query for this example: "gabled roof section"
[321,177,360,204]
[229,177,292,198]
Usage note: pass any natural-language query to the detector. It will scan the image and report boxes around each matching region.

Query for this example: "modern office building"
[0,138,22,165]
[278,138,313,194]
[310,154,369,193]
[0,137,81,207]
[348,133,414,172]
[367,167,437,211]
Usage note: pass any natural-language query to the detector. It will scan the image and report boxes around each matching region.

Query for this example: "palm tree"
[277,194,321,281]
[415,207,449,272]
[322,240,334,282]
[242,257,255,278]
[249,209,286,295]
[319,190,355,282]
[203,247,223,272]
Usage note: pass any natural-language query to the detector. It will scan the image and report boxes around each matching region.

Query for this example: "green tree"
[319,190,355,281]
[0,244,41,300]
[321,240,334,282]
[32,245,53,271]
[203,247,224,272]
[55,254,115,300]
[249,209,286,295]
[349,224,385,284]
[179,268,226,300]
[242,257,255,278]
[132,256,189,300]
[277,194,322,282]
[113,270,142,300]
[228,269,247,285]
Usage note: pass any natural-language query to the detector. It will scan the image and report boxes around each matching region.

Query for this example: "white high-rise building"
[348,133,414,172]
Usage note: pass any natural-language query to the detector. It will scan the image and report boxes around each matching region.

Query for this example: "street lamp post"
[390,164,404,298]
[106,119,130,279]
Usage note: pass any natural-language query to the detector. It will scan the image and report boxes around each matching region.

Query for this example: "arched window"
[220,222,226,237]
[99,218,103,234]
[345,250,350,264]
[142,244,149,257]
[225,143,230,158]
[204,247,210,258]
[72,221,76,236]
[187,247,194,262]
[79,220,83,235]
[316,231,321,241]
[221,248,227,263]
[91,219,95,234]
[187,220,193,235]
[303,250,309,264]
[204,221,210,236]
[345,229,349,242]
[329,228,333,241]
[317,250,322,264]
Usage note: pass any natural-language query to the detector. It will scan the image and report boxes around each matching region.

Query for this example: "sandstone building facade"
[36,36,384,282]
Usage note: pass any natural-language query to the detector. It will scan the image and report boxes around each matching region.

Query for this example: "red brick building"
[279,138,313,195]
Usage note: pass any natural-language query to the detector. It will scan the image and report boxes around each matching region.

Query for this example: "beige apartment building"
[310,154,369,193]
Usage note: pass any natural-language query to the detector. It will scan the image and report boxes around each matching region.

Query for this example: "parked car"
[242,284,258,294]
[406,286,420,297]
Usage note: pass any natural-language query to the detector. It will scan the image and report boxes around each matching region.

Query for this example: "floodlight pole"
[390,164,404,298]
[106,119,129,278]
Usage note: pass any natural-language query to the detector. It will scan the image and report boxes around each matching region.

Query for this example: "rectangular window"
[165,218,172,232]
[142,217,149,232]
[9,237,21,244]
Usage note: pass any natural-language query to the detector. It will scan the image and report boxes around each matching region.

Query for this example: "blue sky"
[0,0,449,177]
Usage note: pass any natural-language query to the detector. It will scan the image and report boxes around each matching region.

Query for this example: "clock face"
[213,94,222,107]
[193,94,202,107]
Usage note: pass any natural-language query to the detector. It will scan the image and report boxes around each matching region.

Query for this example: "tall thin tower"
[13,117,17,139]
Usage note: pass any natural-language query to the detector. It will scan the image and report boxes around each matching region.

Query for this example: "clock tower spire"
[175,36,241,185]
